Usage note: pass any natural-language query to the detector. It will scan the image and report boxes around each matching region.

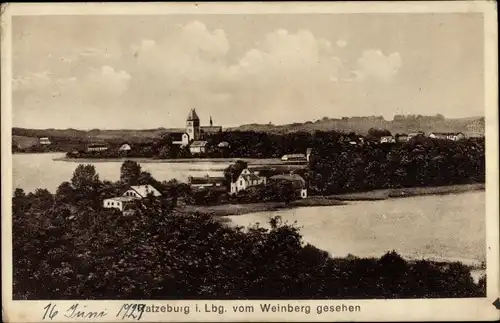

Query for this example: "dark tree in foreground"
[120,160,142,185]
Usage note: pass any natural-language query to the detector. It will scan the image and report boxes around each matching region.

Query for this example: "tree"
[224,160,248,184]
[13,188,27,214]
[71,164,99,190]
[55,181,74,204]
[367,128,391,139]
[120,160,142,185]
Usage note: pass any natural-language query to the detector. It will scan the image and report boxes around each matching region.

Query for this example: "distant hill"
[229,115,485,137]
[12,115,484,151]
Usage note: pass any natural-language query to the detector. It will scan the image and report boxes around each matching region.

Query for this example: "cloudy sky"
[12,13,484,129]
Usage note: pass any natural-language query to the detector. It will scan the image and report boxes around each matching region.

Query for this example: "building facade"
[429,132,466,141]
[39,137,51,145]
[188,175,227,191]
[230,168,267,195]
[87,144,108,152]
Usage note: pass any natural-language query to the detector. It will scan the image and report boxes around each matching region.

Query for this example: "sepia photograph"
[1,1,499,322]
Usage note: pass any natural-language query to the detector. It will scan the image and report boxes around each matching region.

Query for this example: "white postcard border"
[1,1,499,322]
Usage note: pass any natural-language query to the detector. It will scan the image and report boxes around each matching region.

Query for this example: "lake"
[13,153,230,193]
[13,153,486,268]
[226,191,486,266]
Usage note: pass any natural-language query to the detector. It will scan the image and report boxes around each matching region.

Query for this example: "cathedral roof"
[187,108,200,121]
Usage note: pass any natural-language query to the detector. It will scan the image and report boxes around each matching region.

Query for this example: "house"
[428,132,466,141]
[395,134,409,143]
[188,175,227,191]
[230,168,267,195]
[39,137,51,145]
[103,184,162,212]
[171,132,191,146]
[118,143,132,151]
[189,141,209,154]
[269,173,308,199]
[123,184,162,198]
[103,196,139,212]
[380,136,396,143]
[87,143,108,152]
[281,153,307,162]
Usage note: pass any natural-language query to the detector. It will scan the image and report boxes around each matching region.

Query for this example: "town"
[52,109,474,215]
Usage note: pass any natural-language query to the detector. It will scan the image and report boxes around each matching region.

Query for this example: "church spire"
[210,116,213,126]
[187,108,200,121]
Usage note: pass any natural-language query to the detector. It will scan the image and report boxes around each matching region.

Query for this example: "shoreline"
[178,183,485,217]
[52,156,297,165]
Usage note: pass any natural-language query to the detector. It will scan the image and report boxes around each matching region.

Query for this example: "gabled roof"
[105,196,139,202]
[190,141,208,147]
[128,185,161,198]
[187,108,200,121]
[240,173,261,182]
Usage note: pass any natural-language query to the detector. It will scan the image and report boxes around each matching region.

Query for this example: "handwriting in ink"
[42,303,108,320]
[116,304,146,321]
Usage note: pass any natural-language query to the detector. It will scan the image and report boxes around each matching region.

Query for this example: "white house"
[270,174,308,199]
[103,196,139,212]
[230,168,267,195]
[172,133,191,146]
[118,143,132,151]
[123,185,162,198]
[429,132,466,141]
[87,144,108,152]
[380,136,396,143]
[189,141,209,154]
[39,137,51,145]
[103,184,162,212]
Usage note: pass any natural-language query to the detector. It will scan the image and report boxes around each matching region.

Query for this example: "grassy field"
[179,197,347,217]
[180,183,485,217]
[327,183,485,201]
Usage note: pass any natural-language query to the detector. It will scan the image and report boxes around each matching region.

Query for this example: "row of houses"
[188,167,308,199]
[379,132,466,143]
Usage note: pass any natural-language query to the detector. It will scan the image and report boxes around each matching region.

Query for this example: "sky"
[12,13,484,129]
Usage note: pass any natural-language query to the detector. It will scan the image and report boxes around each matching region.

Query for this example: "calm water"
[226,192,486,265]
[13,153,228,193]
[13,153,486,266]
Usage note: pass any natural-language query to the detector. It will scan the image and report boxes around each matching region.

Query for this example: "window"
[240,180,243,186]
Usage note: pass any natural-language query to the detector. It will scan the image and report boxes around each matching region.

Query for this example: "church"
[171,109,222,146]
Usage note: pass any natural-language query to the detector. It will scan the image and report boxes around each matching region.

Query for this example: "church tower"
[186,108,201,141]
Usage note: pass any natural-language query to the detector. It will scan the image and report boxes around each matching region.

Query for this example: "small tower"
[186,108,200,141]
[210,116,213,127]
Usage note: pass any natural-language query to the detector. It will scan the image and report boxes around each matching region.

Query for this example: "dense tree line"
[305,136,485,195]
[13,162,485,300]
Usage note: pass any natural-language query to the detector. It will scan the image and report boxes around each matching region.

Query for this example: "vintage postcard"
[1,1,499,322]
